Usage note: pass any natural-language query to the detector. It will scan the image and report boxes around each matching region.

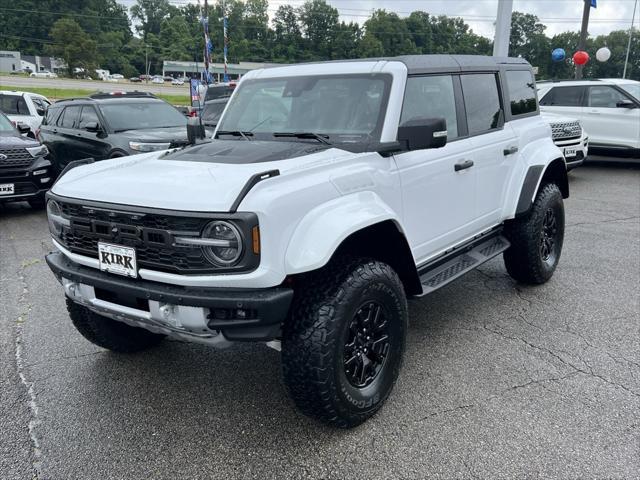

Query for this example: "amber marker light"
[252,226,261,254]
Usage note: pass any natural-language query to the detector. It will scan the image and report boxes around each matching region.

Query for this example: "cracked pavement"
[1,162,638,479]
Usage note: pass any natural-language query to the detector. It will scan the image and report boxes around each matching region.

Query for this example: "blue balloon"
[552,48,566,62]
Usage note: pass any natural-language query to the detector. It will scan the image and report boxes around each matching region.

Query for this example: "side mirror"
[36,108,46,117]
[16,123,31,135]
[187,117,206,144]
[83,122,100,132]
[616,99,636,109]
[397,117,447,151]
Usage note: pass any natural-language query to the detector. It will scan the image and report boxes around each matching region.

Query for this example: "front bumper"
[0,158,53,201]
[46,251,293,343]
[554,135,589,171]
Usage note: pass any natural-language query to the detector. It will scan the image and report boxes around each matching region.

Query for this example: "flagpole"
[623,0,638,79]
[223,0,229,83]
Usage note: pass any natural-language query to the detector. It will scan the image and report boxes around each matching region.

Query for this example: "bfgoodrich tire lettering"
[282,257,408,428]
[503,182,565,284]
[66,298,165,353]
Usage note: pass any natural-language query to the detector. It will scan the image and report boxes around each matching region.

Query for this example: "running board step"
[418,235,510,295]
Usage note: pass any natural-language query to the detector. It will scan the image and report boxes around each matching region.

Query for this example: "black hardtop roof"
[394,54,530,74]
[266,54,530,75]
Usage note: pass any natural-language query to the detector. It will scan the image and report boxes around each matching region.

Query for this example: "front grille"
[0,148,33,169]
[550,121,582,141]
[56,201,214,274]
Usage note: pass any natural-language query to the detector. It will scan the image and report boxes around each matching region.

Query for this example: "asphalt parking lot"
[1,160,638,479]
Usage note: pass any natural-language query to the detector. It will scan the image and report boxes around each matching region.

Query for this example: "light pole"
[623,0,638,79]
[493,0,513,57]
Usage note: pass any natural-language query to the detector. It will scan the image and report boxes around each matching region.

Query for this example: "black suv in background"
[38,92,190,174]
[0,111,52,208]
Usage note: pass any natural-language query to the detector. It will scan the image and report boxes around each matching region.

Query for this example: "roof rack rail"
[53,97,91,103]
[537,78,602,83]
[89,91,157,99]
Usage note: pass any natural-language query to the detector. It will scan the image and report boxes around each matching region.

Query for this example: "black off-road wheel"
[504,182,565,284]
[66,299,165,353]
[282,257,408,428]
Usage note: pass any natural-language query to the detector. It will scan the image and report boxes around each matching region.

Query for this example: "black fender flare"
[515,159,568,217]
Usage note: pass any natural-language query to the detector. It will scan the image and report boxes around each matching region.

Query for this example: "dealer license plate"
[98,242,137,278]
[0,183,15,195]
[564,146,577,158]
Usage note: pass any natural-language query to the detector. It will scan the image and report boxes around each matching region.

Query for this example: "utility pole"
[623,0,638,79]
[145,44,149,83]
[576,0,592,79]
[493,0,513,57]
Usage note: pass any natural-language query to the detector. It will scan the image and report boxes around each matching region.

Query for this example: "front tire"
[66,299,165,353]
[504,183,565,284]
[282,257,408,428]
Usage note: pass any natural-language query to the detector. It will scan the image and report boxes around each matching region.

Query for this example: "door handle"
[454,160,474,172]
[503,146,518,156]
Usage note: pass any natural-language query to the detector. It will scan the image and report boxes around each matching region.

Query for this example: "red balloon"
[573,50,590,66]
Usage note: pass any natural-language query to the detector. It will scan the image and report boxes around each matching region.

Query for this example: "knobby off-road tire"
[66,298,165,353]
[504,182,565,284]
[282,257,408,428]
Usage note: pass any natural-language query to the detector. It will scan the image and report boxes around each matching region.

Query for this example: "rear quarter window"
[0,94,29,115]
[506,70,537,115]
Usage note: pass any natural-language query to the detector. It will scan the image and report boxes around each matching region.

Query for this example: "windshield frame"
[98,100,187,133]
[215,73,393,145]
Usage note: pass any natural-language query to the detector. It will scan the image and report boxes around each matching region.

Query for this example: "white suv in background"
[0,90,52,134]
[541,112,588,170]
[538,79,640,154]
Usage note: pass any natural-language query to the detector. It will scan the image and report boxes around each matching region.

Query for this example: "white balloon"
[596,47,611,62]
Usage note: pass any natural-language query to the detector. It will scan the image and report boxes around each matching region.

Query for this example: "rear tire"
[503,183,565,284]
[282,257,408,428]
[66,298,165,353]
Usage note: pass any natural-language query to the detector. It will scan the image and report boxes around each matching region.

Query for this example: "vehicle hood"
[540,111,579,124]
[51,140,354,211]
[116,126,190,144]
[0,133,40,149]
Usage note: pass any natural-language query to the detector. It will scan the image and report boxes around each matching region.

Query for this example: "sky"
[119,0,639,39]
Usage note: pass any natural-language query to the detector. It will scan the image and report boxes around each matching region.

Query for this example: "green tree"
[358,33,384,58]
[298,0,340,59]
[46,18,97,76]
[363,10,416,56]
[130,0,172,39]
[272,5,303,61]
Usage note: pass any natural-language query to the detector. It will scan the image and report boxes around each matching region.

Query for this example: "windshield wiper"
[216,130,253,141]
[273,132,332,145]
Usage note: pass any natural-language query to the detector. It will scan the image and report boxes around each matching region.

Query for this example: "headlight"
[26,145,48,157]
[202,221,243,265]
[174,220,243,266]
[129,142,171,152]
[46,200,69,237]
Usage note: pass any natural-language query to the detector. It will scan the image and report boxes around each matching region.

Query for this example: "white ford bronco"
[45,55,568,428]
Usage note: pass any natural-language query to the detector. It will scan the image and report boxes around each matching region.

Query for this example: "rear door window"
[460,73,503,134]
[539,86,586,107]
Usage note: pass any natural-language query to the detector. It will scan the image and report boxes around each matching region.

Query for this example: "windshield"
[100,102,186,132]
[0,112,14,133]
[202,101,227,126]
[619,83,640,101]
[217,74,391,143]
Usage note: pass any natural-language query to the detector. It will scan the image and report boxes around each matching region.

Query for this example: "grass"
[0,84,189,106]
